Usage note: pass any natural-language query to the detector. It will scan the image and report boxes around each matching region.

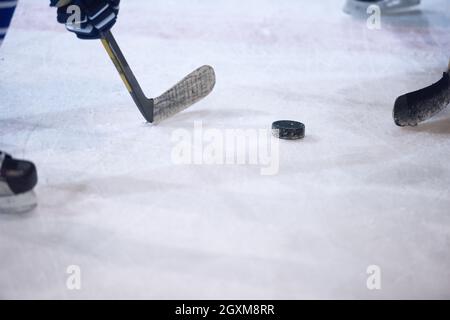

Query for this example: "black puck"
[272,120,305,140]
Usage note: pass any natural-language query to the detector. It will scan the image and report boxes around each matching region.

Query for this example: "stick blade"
[153,65,216,123]
[393,72,450,127]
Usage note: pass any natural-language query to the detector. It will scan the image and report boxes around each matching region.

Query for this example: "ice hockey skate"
[344,0,421,15]
[0,152,38,214]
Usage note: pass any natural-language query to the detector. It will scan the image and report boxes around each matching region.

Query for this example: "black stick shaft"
[100,31,154,122]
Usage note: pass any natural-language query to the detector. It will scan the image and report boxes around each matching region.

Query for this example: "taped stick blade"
[393,72,450,127]
[153,65,216,123]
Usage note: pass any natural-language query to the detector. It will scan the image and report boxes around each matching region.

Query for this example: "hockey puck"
[272,120,305,140]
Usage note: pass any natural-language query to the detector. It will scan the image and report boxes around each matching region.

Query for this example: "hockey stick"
[100,31,216,123]
[393,61,450,127]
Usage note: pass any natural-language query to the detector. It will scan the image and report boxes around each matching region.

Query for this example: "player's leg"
[0,2,39,213]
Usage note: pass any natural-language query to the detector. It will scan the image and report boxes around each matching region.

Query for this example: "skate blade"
[344,0,421,15]
[0,191,37,214]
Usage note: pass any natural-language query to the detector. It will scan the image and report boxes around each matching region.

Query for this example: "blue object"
[0,0,17,45]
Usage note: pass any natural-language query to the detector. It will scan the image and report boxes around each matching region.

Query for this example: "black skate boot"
[0,151,38,213]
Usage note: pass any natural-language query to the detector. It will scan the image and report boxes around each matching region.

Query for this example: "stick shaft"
[100,31,154,122]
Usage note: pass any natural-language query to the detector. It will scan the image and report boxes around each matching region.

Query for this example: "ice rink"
[1,0,450,299]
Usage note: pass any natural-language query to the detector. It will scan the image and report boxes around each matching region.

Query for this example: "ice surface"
[0,0,450,299]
